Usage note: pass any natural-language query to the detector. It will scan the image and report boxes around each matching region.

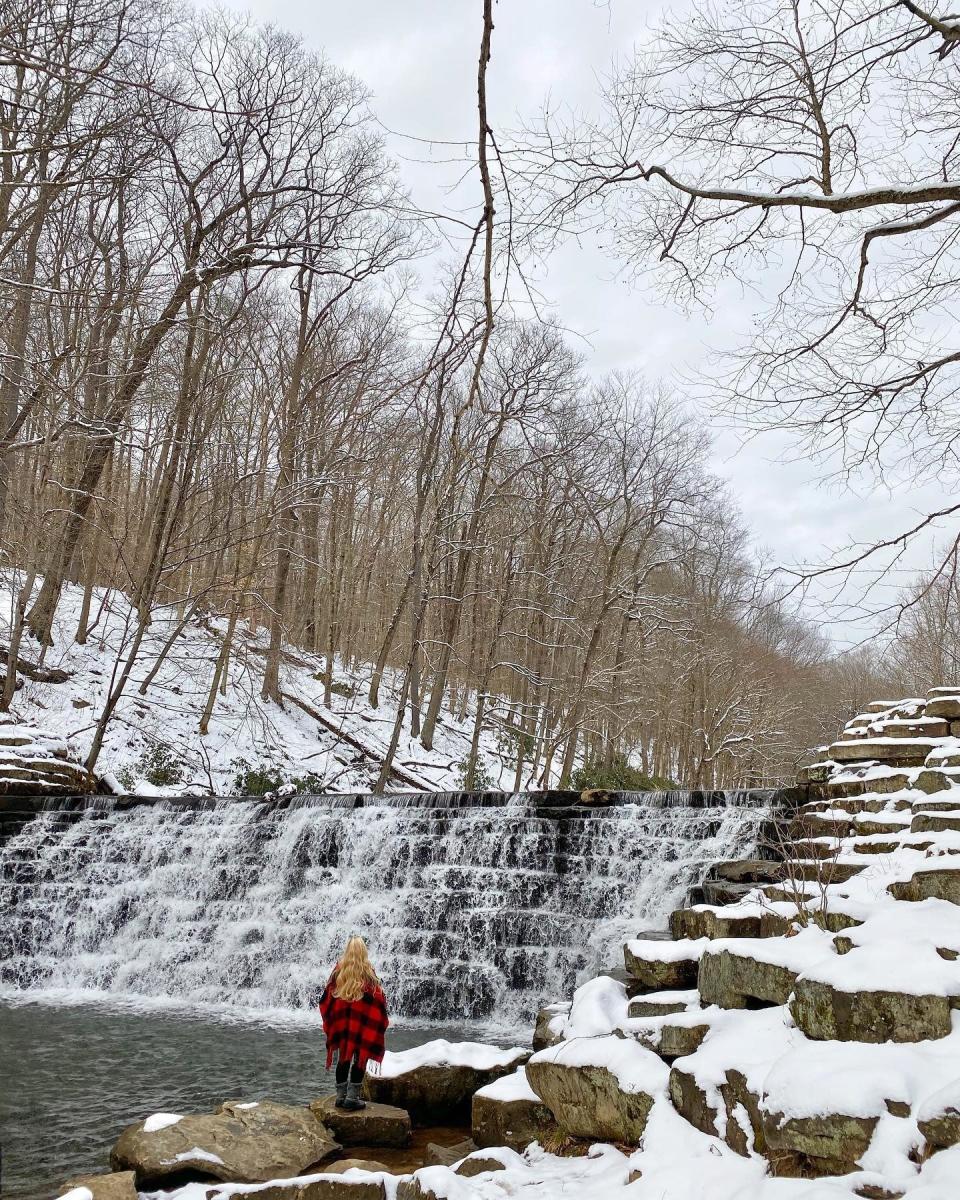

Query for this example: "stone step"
[698,944,802,1010]
[786,840,841,860]
[670,907,763,940]
[631,1010,713,1060]
[309,1097,411,1148]
[889,865,960,906]
[627,988,699,1018]
[363,1046,530,1126]
[851,837,908,855]
[912,799,960,812]
[790,974,955,1044]
[913,768,960,794]
[799,796,908,815]
[788,859,866,883]
[623,937,705,990]
[912,813,960,834]
[706,860,784,885]
[827,738,937,765]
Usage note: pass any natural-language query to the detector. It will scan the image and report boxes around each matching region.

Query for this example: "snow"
[142,1112,183,1132]
[0,574,528,795]
[373,1039,529,1078]
[562,975,630,1039]
[762,1017,960,1120]
[171,1148,225,1165]
[701,924,834,972]
[624,936,707,962]
[55,1190,93,1200]
[474,1066,541,1104]
[231,1102,259,1110]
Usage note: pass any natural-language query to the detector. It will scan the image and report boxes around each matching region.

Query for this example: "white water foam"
[0,796,768,1026]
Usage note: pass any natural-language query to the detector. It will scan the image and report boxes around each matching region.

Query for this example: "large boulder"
[363,1040,530,1125]
[110,1101,339,1185]
[309,1098,411,1148]
[526,1035,668,1143]
[472,1068,557,1152]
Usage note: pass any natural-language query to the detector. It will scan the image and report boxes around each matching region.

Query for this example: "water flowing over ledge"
[0,791,782,1027]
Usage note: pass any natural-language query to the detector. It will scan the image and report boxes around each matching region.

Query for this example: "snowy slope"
[0,576,516,795]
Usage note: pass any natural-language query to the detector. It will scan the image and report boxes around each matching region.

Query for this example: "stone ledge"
[309,1098,411,1148]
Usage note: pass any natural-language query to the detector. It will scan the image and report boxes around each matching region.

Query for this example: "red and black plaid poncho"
[318,969,389,1070]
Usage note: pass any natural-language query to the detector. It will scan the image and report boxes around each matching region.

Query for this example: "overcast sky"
[217,0,944,646]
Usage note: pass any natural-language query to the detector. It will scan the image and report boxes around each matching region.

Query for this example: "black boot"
[334,1080,348,1109]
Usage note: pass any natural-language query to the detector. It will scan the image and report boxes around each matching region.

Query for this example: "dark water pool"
[0,998,492,1200]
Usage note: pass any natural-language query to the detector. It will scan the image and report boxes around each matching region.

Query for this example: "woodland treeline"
[0,0,927,791]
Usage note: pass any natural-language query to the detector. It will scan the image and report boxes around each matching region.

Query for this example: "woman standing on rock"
[318,936,390,1111]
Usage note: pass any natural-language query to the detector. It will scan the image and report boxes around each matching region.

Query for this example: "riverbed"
[0,997,492,1200]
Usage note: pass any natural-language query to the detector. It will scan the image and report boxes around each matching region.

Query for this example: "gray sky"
[220,0,944,645]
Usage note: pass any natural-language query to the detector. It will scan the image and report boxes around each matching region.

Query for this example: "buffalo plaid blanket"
[318,970,389,1070]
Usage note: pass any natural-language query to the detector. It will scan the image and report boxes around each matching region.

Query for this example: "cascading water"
[0,793,771,1027]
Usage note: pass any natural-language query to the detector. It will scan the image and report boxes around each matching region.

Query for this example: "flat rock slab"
[59,1173,138,1200]
[790,977,954,1043]
[423,1138,477,1167]
[310,1098,411,1148]
[111,1101,339,1185]
[828,738,939,763]
[364,1049,530,1126]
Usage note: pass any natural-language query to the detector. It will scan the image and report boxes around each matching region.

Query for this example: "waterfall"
[0,793,770,1027]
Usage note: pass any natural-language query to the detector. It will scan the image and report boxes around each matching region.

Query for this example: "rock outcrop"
[526,1037,667,1143]
[0,719,93,795]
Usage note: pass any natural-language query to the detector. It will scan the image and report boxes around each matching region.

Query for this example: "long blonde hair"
[334,936,380,1002]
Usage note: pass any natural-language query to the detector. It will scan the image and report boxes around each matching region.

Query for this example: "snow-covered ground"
[0,576,517,795]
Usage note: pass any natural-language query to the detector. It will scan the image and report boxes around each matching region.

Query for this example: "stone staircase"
[469,686,960,1194]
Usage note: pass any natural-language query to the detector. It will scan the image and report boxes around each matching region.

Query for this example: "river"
[0,997,488,1200]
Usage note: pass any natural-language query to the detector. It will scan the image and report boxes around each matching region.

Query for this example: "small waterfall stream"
[0,792,772,1026]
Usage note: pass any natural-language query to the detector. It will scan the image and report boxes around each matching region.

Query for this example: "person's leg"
[334,1054,350,1107]
[344,1055,366,1111]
